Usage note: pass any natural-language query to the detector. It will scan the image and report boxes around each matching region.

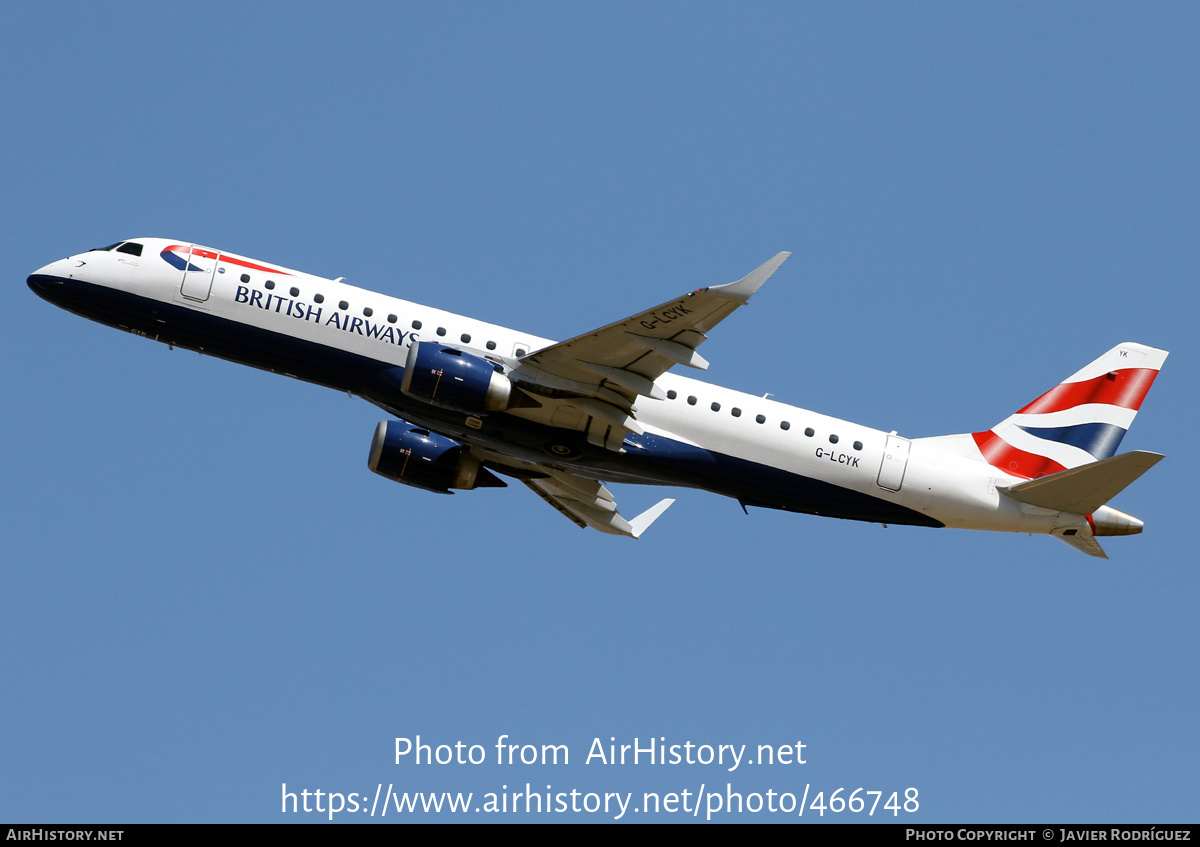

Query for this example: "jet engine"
[367,421,506,493]
[400,341,513,413]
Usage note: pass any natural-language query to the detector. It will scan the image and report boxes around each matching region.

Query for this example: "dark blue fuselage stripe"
[28,275,943,528]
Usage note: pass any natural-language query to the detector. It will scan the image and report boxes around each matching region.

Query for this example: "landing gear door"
[877,434,911,492]
[180,246,221,302]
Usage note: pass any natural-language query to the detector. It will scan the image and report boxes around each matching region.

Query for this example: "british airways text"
[235,285,416,347]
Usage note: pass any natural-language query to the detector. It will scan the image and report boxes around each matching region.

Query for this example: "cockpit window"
[95,242,123,252]
[116,242,143,257]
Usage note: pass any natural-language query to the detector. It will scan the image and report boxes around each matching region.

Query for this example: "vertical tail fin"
[972,342,1168,478]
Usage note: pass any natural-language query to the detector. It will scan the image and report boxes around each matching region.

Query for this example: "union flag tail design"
[972,342,1168,479]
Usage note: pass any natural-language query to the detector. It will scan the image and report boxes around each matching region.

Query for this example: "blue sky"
[3,2,1197,823]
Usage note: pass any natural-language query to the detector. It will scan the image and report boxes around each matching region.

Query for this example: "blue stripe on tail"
[1016,423,1127,461]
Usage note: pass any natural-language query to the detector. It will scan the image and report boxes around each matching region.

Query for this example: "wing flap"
[522,479,589,529]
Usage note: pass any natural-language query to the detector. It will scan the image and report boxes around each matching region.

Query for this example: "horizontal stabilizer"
[1054,532,1109,559]
[1002,450,1164,515]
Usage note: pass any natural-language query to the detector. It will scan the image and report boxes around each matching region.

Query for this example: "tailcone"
[1090,505,1144,537]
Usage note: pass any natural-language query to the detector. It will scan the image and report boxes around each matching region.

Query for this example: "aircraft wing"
[511,252,788,450]
[522,471,674,538]
[520,252,788,391]
[471,446,674,537]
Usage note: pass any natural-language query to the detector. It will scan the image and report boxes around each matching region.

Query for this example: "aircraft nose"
[28,269,57,296]
[27,258,73,301]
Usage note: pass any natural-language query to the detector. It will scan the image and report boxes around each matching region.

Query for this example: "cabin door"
[180,246,221,302]
[876,435,911,492]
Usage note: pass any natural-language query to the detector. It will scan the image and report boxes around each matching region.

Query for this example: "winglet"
[629,498,675,538]
[705,252,790,301]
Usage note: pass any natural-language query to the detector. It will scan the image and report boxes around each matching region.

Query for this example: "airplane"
[27,238,1167,557]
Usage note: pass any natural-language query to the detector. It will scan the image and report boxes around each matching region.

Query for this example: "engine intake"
[367,421,505,493]
[400,341,512,413]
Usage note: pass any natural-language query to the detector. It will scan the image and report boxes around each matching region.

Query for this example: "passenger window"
[387,314,397,324]
[436,327,447,337]
[240,274,250,283]
[804,427,815,437]
[731,407,741,417]
[339,300,349,310]
[687,396,697,406]
[853,441,863,451]
[364,307,373,317]
[412,320,422,330]
[314,294,325,304]
[667,390,677,400]
[781,421,791,431]
[291,287,300,297]
[461,333,471,343]
[711,402,721,412]
[486,340,496,350]
[265,281,276,290]
[755,414,766,424]
[829,434,839,444]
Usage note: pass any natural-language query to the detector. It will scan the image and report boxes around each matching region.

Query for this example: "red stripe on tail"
[971,431,1067,479]
[1017,368,1160,415]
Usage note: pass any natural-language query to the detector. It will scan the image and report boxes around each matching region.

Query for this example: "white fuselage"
[28,238,1094,538]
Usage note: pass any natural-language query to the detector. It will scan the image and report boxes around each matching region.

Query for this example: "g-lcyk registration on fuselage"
[29,239,1167,557]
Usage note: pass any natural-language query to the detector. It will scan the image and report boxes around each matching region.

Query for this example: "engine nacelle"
[400,341,512,413]
[367,421,505,493]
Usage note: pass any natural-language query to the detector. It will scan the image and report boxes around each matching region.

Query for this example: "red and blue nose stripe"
[160,245,292,276]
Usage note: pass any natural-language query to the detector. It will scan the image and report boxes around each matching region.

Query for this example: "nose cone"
[27,258,75,304]
[28,268,60,300]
